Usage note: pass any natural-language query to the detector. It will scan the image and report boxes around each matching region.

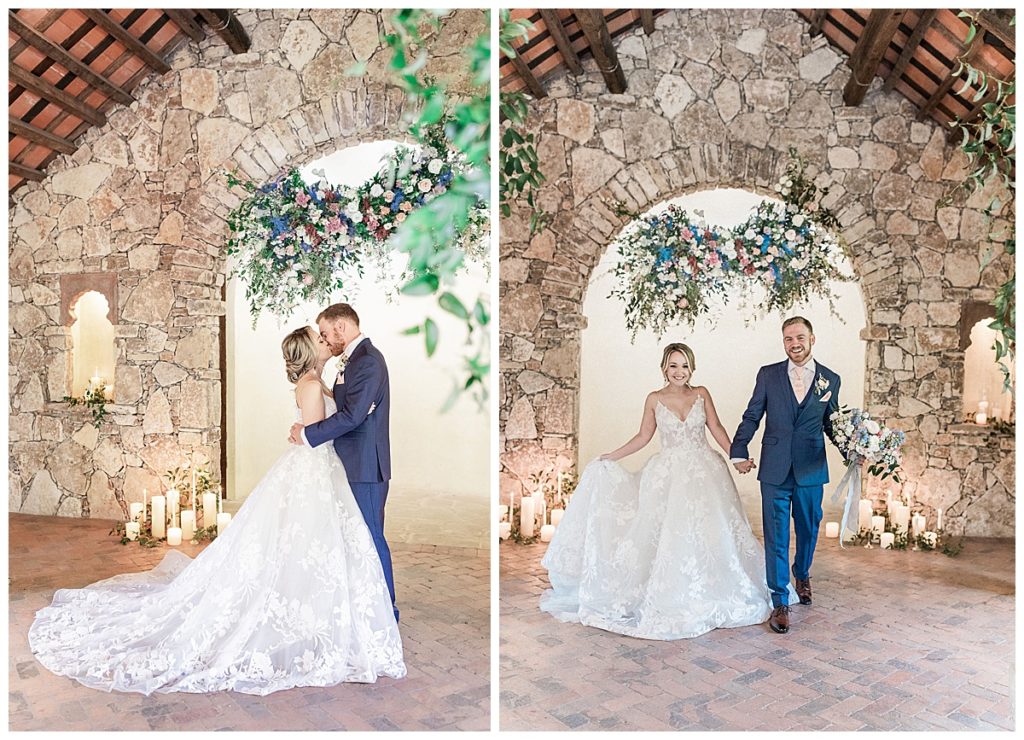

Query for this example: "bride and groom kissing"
[541,316,849,638]
[29,302,406,695]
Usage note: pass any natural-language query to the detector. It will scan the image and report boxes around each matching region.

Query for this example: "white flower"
[345,200,360,214]
[370,183,384,197]
[418,178,433,192]
[863,419,881,435]
[744,229,755,240]
[350,211,363,223]
[792,214,805,227]
[785,229,797,241]
[428,158,443,174]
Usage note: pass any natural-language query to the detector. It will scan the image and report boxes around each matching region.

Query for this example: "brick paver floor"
[9,513,489,731]
[500,537,1014,731]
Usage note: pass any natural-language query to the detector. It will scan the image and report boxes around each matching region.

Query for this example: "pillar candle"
[892,504,910,534]
[880,532,895,549]
[498,504,509,522]
[520,495,536,538]
[858,500,873,531]
[167,488,180,524]
[180,510,196,541]
[125,522,140,541]
[540,524,555,542]
[551,508,564,527]
[535,491,546,531]
[498,522,512,540]
[912,513,926,537]
[191,466,197,510]
[871,515,885,539]
[937,509,943,531]
[216,512,232,535]
[129,502,144,523]
[202,493,217,528]
[167,527,182,546]
[151,495,166,538]
[825,522,840,538]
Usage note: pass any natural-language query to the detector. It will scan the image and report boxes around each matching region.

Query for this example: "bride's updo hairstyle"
[660,343,696,382]
[282,327,318,384]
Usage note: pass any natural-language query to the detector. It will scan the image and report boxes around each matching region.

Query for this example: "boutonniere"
[814,375,830,396]
[336,355,348,375]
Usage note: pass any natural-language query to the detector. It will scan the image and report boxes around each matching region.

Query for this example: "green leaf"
[438,291,470,320]
[402,325,422,335]
[424,317,439,357]
[401,273,440,296]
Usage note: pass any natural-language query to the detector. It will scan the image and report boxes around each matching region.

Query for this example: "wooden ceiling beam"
[8,116,77,155]
[539,10,583,75]
[195,9,251,54]
[81,9,172,74]
[508,48,547,98]
[974,10,1015,51]
[920,32,984,119]
[640,10,655,35]
[842,9,906,106]
[164,9,206,43]
[575,9,627,94]
[10,161,46,182]
[8,63,106,126]
[8,11,135,106]
[884,9,938,92]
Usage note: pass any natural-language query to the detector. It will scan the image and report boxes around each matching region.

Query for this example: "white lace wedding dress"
[540,396,778,639]
[28,394,405,695]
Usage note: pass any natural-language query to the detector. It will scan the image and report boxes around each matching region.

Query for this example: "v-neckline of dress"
[658,395,702,425]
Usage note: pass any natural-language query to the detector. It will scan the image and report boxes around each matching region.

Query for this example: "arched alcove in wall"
[225,139,489,548]
[68,291,116,398]
[579,188,867,528]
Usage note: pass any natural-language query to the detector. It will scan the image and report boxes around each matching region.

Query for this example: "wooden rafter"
[575,9,627,94]
[884,9,938,92]
[640,10,655,35]
[843,9,906,106]
[8,62,106,127]
[539,10,583,75]
[8,11,134,106]
[509,47,547,98]
[975,10,1015,51]
[8,116,77,155]
[195,9,251,54]
[920,31,985,118]
[10,161,46,181]
[165,9,206,43]
[81,9,172,75]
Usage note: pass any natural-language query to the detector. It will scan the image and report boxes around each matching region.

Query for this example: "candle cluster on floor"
[501,470,575,543]
[825,487,950,552]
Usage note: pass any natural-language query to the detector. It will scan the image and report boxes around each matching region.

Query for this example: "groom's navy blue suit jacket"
[730,360,841,487]
[305,338,391,483]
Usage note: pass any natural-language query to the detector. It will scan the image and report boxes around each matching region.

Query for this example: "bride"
[28,327,405,695]
[540,343,783,639]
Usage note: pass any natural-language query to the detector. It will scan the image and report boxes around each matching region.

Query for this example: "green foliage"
[499,10,549,233]
[63,386,109,428]
[946,11,1015,393]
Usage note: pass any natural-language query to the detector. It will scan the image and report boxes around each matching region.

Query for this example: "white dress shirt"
[731,357,816,463]
[299,334,367,447]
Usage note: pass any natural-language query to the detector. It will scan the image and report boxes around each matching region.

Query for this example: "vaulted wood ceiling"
[500,8,1015,139]
[8,8,250,194]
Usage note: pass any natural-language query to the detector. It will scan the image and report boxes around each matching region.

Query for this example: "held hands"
[288,422,304,445]
[733,459,756,474]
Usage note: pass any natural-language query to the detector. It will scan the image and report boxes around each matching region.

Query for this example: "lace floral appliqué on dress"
[540,396,776,639]
[28,395,405,695]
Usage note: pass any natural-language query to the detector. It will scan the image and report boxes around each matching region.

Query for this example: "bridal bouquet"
[828,406,905,547]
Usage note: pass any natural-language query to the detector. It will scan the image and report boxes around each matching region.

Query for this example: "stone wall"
[9,8,487,519]
[499,9,1014,536]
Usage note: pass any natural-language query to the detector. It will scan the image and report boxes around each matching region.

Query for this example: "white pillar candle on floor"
[551,508,564,527]
[129,502,144,523]
[825,521,840,538]
[167,488,179,524]
[912,513,926,537]
[858,499,873,531]
[540,524,555,543]
[202,493,217,528]
[923,531,937,547]
[880,532,895,549]
[937,509,943,531]
[498,522,512,540]
[519,495,536,538]
[892,504,910,534]
[871,515,885,539]
[498,504,509,522]
[216,512,231,535]
[167,527,182,546]
[151,495,166,538]
[180,510,196,541]
[125,522,140,541]
[535,492,546,531]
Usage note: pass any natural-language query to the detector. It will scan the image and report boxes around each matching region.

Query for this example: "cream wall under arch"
[226,140,489,549]
[579,189,866,529]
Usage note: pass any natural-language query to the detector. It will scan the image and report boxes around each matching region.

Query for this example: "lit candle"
[858,500,873,531]
[191,466,197,511]
[167,527,182,546]
[871,515,885,539]
[129,502,144,523]
[880,532,895,549]
[520,495,536,538]
[892,504,910,534]
[551,508,565,527]
[911,513,926,537]
[151,495,166,538]
[202,492,217,528]
[937,509,943,531]
[498,521,512,540]
[216,512,231,535]
[825,521,840,538]
[922,531,937,547]
[180,510,196,541]
[125,522,140,541]
[540,524,555,542]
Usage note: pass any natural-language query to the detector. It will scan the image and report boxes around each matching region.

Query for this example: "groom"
[289,302,397,621]
[730,317,841,634]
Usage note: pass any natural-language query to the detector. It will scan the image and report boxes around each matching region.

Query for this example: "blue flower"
[307,185,322,205]
[391,188,405,213]
[657,247,672,263]
[269,215,290,237]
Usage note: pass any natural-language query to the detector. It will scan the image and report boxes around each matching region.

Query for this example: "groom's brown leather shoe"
[795,578,812,605]
[769,605,790,634]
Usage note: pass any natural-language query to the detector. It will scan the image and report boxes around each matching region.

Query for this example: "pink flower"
[326,216,343,234]
[302,274,314,285]
[677,298,689,309]
[295,191,310,207]
[418,178,432,192]
[396,212,407,222]
[681,228,693,240]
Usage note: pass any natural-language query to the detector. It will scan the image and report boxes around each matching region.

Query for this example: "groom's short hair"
[783,316,813,334]
[318,303,360,326]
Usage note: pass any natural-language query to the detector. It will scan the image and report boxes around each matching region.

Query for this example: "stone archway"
[499,7,1013,535]
[8,9,486,519]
